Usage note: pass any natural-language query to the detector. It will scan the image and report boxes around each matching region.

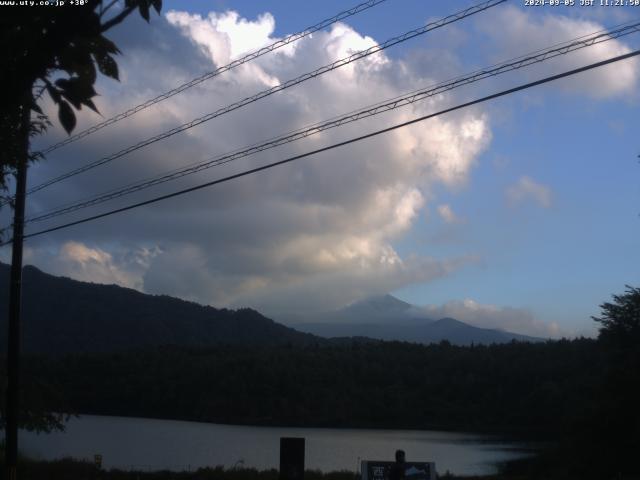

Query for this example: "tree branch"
[100,0,120,19]
[100,5,136,33]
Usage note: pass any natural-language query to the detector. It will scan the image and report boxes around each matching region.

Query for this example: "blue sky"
[396,90,640,334]
[3,0,639,337]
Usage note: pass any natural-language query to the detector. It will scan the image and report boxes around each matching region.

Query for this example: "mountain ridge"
[0,262,322,354]
[283,294,544,345]
[0,263,543,353]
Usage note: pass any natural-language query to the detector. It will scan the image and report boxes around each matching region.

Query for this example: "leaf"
[151,0,161,14]
[30,101,43,115]
[83,98,99,114]
[94,37,120,55]
[55,78,71,91]
[95,52,119,80]
[138,1,150,22]
[58,77,96,110]
[72,77,97,98]
[78,61,97,84]
[58,100,76,134]
[58,45,94,78]
[46,84,61,104]
[92,35,120,55]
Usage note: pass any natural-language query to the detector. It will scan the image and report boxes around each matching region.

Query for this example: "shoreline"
[15,414,538,477]
[51,412,549,443]
[0,457,529,480]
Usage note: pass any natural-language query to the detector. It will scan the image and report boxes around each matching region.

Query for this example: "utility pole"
[5,95,30,480]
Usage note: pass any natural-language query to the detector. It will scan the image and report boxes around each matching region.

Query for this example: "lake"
[20,415,531,476]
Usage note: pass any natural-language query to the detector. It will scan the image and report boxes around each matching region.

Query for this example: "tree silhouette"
[0,0,162,205]
[0,4,163,476]
[589,285,640,477]
[592,285,640,347]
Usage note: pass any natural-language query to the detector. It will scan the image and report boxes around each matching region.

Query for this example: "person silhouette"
[388,449,406,480]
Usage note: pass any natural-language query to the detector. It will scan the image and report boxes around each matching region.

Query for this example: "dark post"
[5,95,30,480]
[280,437,305,480]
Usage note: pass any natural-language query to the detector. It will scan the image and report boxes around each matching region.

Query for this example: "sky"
[2,0,639,338]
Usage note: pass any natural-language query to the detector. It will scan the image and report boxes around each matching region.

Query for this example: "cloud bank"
[12,8,491,314]
[477,6,639,99]
[4,5,636,320]
[422,298,567,338]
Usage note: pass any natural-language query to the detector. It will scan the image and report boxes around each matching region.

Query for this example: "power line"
[22,0,506,198]
[23,19,640,224]
[38,0,391,155]
[9,48,638,245]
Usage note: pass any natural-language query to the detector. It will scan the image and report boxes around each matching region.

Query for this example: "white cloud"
[506,176,552,208]
[14,8,493,313]
[476,6,640,98]
[165,10,280,66]
[422,298,568,338]
[20,241,161,291]
[437,204,463,224]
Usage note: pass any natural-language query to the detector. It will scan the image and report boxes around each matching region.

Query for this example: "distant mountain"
[283,294,543,345]
[280,293,432,325]
[0,263,321,355]
[339,294,430,322]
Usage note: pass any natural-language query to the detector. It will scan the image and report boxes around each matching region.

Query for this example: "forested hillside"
[15,339,599,435]
[2,285,639,478]
[0,263,320,354]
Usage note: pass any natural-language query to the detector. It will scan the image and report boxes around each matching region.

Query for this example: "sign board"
[280,437,305,480]
[361,461,436,480]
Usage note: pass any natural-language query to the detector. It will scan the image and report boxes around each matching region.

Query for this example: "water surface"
[21,415,530,476]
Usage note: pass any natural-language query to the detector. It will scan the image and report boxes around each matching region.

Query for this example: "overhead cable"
[24,20,640,224]
[38,0,391,155]
[8,48,638,245]
[23,0,506,198]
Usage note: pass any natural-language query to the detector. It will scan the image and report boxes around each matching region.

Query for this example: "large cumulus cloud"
[4,7,492,314]
[2,4,634,333]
